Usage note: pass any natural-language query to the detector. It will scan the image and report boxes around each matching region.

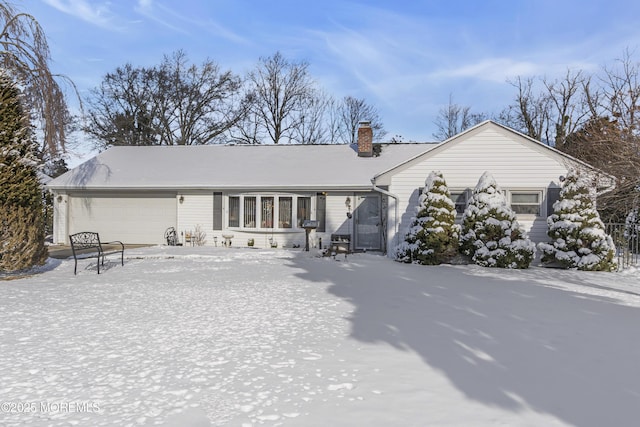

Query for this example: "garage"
[68,193,177,244]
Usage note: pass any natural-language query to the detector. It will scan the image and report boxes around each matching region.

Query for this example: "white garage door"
[69,193,177,244]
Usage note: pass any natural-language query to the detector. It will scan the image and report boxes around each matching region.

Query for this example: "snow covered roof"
[38,171,52,185]
[47,143,436,191]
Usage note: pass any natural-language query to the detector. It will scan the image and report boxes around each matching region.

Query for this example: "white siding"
[177,192,321,249]
[68,193,176,245]
[176,192,214,246]
[386,127,571,255]
[52,193,68,244]
[190,191,364,249]
[324,192,354,236]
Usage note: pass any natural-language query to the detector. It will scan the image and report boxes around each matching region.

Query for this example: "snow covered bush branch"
[395,171,459,265]
[538,169,617,271]
[460,172,535,269]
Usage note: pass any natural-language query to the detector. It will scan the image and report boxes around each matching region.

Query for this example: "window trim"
[244,196,257,228]
[508,190,543,216]
[449,188,471,216]
[226,193,314,231]
[278,196,293,229]
[297,196,312,228]
[228,196,240,228]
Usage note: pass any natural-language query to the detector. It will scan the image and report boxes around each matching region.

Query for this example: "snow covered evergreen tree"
[395,171,459,265]
[0,71,47,272]
[538,169,617,271]
[460,172,535,268]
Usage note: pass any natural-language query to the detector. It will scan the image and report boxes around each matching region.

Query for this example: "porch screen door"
[355,194,381,250]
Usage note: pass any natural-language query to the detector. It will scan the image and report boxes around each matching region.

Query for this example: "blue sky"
[25,0,640,161]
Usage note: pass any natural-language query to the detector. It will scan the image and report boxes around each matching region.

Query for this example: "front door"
[355,194,381,250]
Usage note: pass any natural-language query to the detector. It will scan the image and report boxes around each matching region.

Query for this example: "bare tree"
[247,52,315,144]
[498,76,553,143]
[324,96,343,144]
[562,116,640,221]
[0,2,73,156]
[84,50,247,148]
[554,51,640,221]
[339,96,386,144]
[232,53,387,145]
[293,89,328,144]
[229,109,262,144]
[544,70,593,146]
[599,49,640,139]
[155,50,247,145]
[84,64,159,148]
[498,71,594,146]
[433,94,486,141]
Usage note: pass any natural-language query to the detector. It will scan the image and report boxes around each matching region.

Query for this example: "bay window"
[244,197,256,228]
[297,197,311,227]
[279,197,292,228]
[261,197,274,228]
[227,194,313,230]
[228,196,240,227]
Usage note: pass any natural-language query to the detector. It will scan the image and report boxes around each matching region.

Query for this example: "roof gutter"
[371,177,400,254]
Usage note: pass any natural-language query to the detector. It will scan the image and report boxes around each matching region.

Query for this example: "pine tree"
[460,172,535,268]
[0,71,47,272]
[538,169,617,271]
[395,171,459,265]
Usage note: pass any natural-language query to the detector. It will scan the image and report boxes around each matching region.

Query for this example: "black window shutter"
[546,187,561,217]
[213,192,223,230]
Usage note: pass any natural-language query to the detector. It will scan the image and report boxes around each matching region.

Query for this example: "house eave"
[372,120,618,186]
[47,184,377,192]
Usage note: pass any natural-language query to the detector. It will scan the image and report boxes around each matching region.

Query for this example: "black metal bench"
[69,232,124,275]
[330,234,351,259]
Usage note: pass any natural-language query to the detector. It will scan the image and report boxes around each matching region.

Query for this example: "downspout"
[371,177,400,254]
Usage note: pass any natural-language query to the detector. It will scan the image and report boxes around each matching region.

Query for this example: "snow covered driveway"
[1,247,640,426]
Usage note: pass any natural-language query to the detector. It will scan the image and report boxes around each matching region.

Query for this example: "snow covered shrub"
[395,171,459,265]
[460,172,535,268]
[538,169,617,271]
[0,72,47,272]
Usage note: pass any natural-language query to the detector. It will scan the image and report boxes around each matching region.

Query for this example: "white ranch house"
[47,121,614,256]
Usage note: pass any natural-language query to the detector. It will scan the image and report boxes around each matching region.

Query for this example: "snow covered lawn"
[2,247,640,427]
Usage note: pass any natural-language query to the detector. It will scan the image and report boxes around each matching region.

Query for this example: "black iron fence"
[605,223,639,270]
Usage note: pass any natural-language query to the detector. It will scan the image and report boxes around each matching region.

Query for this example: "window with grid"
[279,197,292,228]
[297,197,311,227]
[228,196,240,227]
[510,192,540,215]
[244,197,256,228]
[261,197,274,228]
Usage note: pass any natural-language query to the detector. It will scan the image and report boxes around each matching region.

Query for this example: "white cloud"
[137,0,153,10]
[133,1,188,35]
[135,2,249,44]
[42,0,116,29]
[431,58,540,83]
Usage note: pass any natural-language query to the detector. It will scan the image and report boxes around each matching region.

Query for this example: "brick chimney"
[357,121,373,157]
